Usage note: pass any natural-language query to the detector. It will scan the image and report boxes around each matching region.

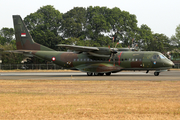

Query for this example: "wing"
[57,44,111,58]
[56,44,99,52]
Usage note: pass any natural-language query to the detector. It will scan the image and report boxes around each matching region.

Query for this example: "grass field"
[0,80,180,120]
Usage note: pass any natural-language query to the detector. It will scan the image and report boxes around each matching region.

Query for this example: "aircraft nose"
[169,61,175,68]
[171,62,175,68]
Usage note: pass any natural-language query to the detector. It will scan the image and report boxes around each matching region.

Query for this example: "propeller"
[128,38,138,51]
[108,37,119,66]
[166,52,171,59]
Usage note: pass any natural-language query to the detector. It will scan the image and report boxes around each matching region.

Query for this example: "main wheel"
[94,73,100,76]
[106,72,111,76]
[87,72,93,76]
[154,72,159,76]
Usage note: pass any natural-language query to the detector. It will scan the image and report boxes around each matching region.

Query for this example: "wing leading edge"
[56,44,99,52]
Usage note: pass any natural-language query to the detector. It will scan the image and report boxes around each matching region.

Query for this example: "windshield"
[159,54,168,59]
[152,54,168,60]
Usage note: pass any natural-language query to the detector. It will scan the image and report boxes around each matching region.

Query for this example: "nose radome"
[169,61,175,68]
[171,62,175,68]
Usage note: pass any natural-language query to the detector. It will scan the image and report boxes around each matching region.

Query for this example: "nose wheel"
[154,72,160,76]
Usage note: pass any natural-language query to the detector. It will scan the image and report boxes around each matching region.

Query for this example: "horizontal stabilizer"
[4,50,34,54]
[4,50,34,57]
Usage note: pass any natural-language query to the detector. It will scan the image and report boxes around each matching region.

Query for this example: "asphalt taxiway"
[0,70,179,81]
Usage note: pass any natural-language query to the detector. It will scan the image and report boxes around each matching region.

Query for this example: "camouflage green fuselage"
[33,51,173,73]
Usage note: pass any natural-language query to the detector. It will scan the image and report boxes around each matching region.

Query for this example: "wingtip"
[56,44,67,46]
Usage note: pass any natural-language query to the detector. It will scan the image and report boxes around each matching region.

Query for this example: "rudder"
[13,15,54,51]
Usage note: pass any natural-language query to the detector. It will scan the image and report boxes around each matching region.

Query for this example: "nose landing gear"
[154,72,160,76]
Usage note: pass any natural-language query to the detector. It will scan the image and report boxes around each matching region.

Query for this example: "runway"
[0,70,179,81]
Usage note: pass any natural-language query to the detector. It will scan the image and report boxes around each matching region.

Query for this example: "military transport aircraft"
[8,15,174,76]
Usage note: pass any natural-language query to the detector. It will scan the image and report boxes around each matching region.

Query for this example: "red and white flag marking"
[21,33,26,37]
[52,57,56,61]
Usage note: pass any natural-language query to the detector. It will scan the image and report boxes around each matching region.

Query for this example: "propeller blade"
[113,55,115,66]
[108,45,112,52]
[109,53,113,62]
[115,42,119,48]
[108,37,119,65]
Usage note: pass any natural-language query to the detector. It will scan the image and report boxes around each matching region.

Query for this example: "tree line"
[0,5,180,64]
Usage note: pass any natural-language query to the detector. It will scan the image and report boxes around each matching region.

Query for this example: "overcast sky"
[1,0,180,38]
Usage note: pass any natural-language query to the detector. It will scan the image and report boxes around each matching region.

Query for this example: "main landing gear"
[87,72,93,76]
[154,72,160,76]
[87,72,111,76]
[105,72,111,76]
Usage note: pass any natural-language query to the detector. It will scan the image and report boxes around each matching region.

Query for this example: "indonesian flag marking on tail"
[21,33,26,37]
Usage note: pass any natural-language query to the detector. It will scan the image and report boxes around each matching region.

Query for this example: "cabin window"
[125,58,127,61]
[74,59,76,61]
[84,59,86,61]
[135,58,138,61]
[121,59,124,61]
[77,59,79,61]
[87,59,89,61]
[80,59,83,61]
[139,59,142,61]
[90,59,92,61]
[129,58,131,61]
[132,58,134,61]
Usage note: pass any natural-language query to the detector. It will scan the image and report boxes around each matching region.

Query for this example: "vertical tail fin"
[13,15,54,51]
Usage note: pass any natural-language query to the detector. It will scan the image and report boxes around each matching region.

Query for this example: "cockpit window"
[159,54,168,59]
[152,54,168,60]
[152,55,160,59]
